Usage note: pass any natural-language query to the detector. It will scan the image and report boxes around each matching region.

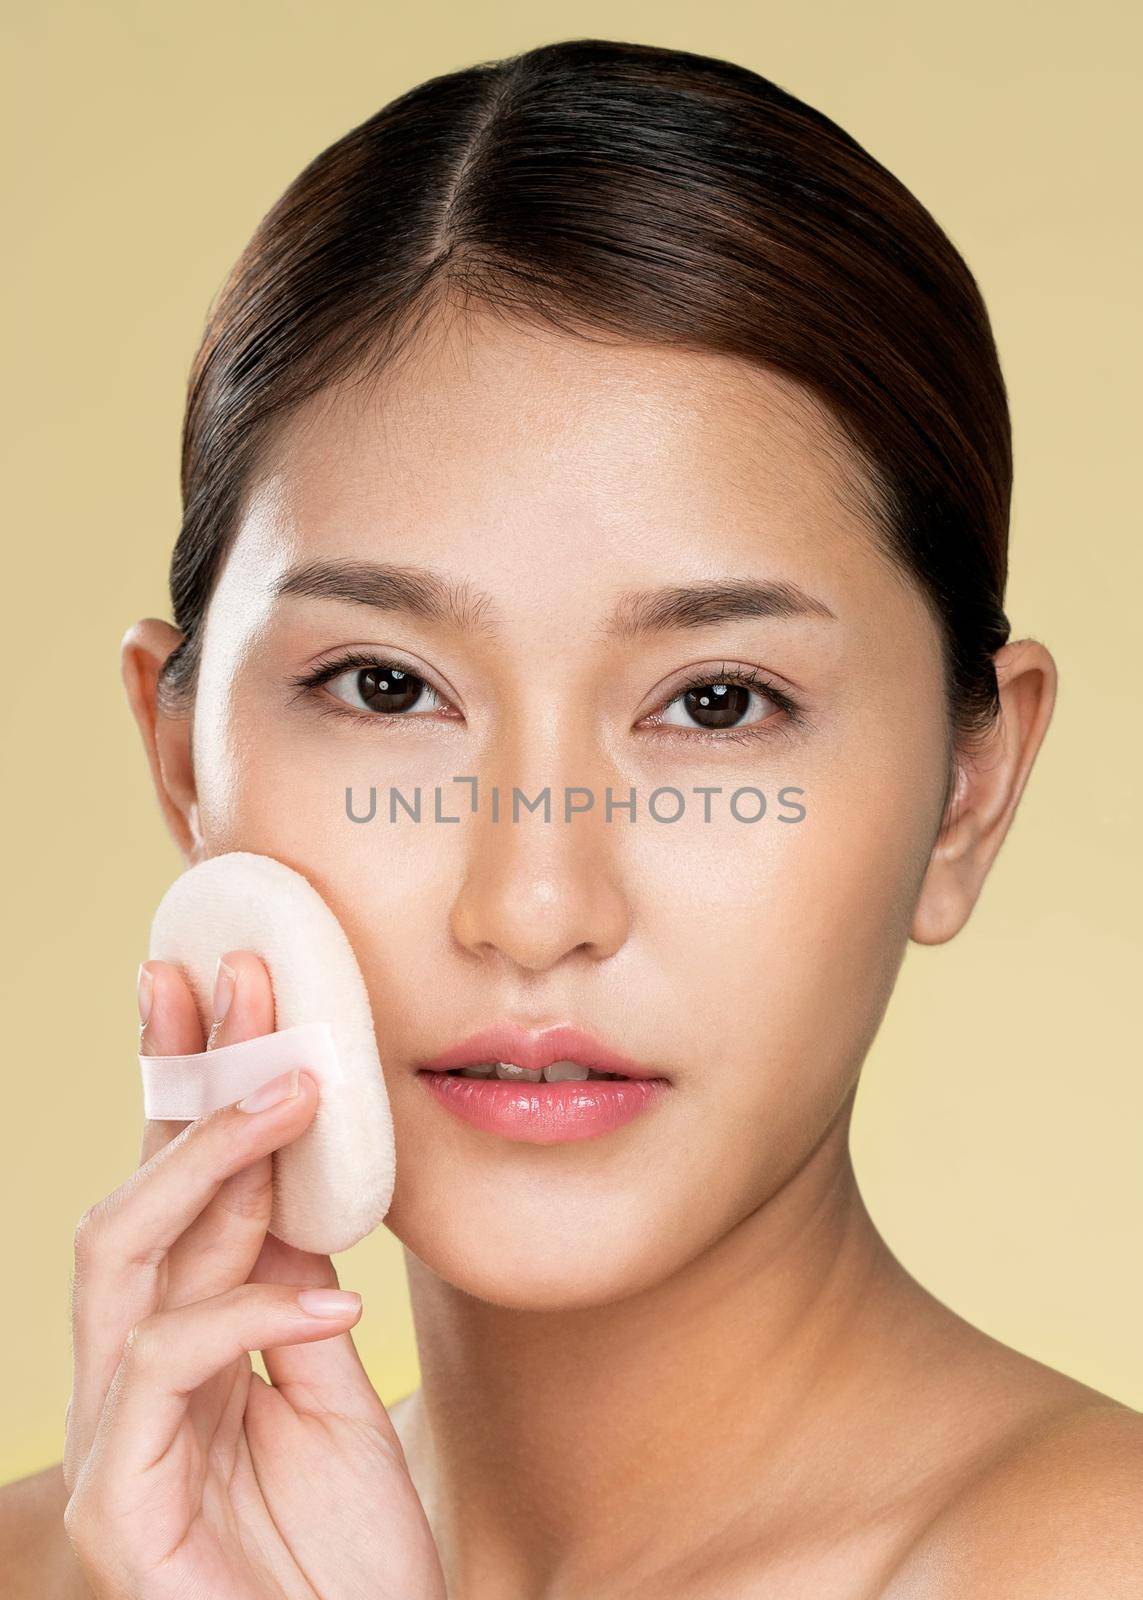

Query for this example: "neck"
[402,1104,919,1598]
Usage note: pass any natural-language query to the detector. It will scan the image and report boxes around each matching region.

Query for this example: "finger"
[67,1068,317,1485]
[68,1282,362,1561]
[156,951,282,1450]
[66,958,206,1492]
[163,951,281,1310]
[250,1231,396,1436]
[137,960,206,1166]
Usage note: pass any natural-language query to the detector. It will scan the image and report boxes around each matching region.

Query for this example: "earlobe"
[910,639,1058,947]
[120,618,203,863]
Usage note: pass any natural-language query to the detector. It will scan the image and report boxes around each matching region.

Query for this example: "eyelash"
[643,662,802,745]
[287,650,804,745]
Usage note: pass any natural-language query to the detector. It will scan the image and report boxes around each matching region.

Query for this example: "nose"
[448,756,631,975]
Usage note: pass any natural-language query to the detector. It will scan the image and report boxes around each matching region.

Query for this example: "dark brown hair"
[160,36,1012,805]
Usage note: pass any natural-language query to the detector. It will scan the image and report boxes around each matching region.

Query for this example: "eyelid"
[290,649,803,738]
[289,646,462,715]
[640,660,800,722]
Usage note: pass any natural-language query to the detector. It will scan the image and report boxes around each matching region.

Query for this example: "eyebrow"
[274,559,498,635]
[603,576,836,638]
[274,559,836,638]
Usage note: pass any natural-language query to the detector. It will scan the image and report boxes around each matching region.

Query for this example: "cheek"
[627,764,937,1192]
[639,780,928,1039]
[191,677,431,859]
[197,746,467,1034]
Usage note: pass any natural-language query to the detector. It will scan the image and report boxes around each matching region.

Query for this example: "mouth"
[422,1061,637,1083]
[416,1020,669,1083]
[414,1023,672,1143]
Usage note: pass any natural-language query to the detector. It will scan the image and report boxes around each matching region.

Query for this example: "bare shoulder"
[887,1401,1143,1598]
[0,1460,93,1598]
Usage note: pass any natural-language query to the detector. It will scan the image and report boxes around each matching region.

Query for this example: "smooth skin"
[4,304,1142,1597]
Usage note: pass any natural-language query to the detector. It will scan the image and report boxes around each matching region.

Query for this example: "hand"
[62,950,445,1600]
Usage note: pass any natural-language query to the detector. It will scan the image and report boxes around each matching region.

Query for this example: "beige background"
[3,0,1140,1484]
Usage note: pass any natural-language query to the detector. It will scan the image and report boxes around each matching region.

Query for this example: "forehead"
[232,310,905,617]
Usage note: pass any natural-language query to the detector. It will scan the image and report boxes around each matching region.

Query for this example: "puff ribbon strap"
[138,1019,342,1121]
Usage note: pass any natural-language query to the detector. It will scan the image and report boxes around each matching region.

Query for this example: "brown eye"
[682,683,752,729]
[657,680,778,732]
[326,663,445,716]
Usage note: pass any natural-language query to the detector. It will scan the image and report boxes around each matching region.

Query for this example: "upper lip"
[417,1022,667,1079]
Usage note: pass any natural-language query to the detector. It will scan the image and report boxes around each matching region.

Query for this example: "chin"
[390,1196,677,1312]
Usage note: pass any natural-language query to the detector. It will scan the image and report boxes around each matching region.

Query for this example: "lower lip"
[416,1070,671,1143]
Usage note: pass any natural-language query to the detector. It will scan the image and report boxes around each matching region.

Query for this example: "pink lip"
[417,1021,666,1080]
[415,1021,672,1144]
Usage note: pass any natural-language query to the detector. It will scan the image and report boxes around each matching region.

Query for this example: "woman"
[5,36,1140,1599]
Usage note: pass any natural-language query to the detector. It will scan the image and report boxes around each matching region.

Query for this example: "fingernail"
[212,957,236,1026]
[236,1067,300,1113]
[297,1288,361,1317]
[136,963,154,1028]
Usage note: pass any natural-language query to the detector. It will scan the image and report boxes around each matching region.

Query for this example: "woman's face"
[177,311,951,1308]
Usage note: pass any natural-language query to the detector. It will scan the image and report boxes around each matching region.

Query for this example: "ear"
[120,618,204,864]
[911,639,1057,945]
